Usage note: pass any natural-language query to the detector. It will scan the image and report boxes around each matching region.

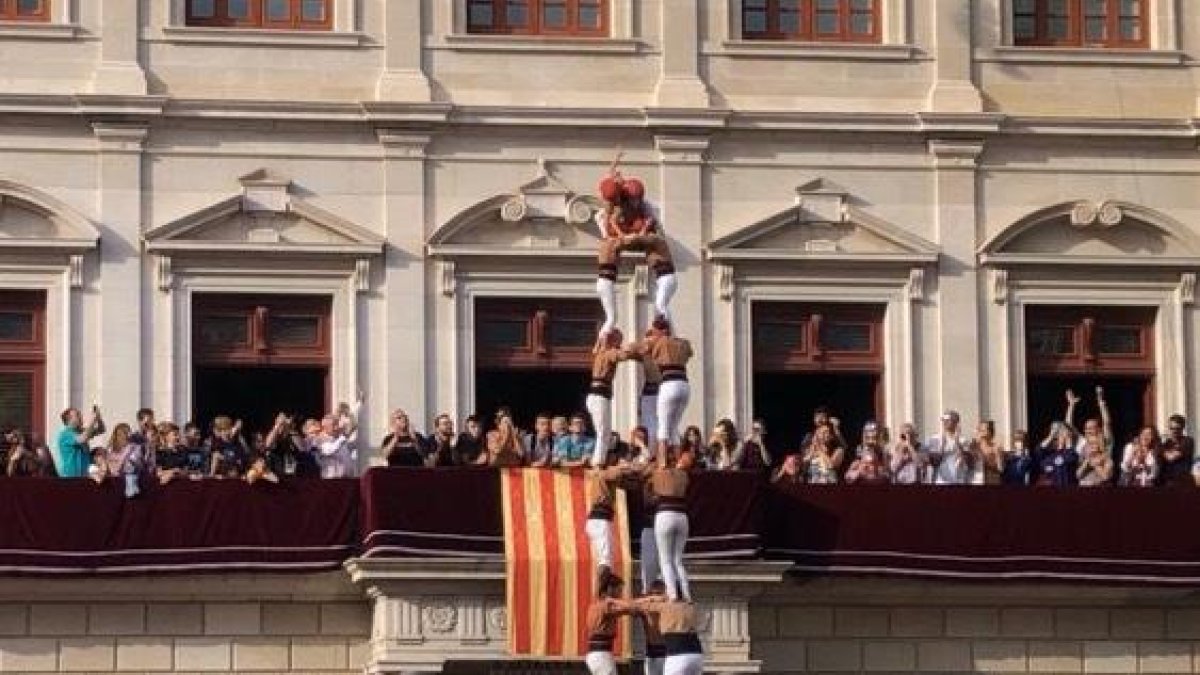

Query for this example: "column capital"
[655,134,710,164]
[91,121,149,152]
[376,129,433,159]
[926,138,985,168]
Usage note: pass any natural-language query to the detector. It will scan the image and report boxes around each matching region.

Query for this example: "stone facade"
[0,572,370,673]
[1,1,1199,448]
[752,578,1200,674]
[8,567,1200,673]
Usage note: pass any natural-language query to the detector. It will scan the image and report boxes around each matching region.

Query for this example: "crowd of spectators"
[772,388,1197,488]
[2,385,1195,492]
[0,398,362,495]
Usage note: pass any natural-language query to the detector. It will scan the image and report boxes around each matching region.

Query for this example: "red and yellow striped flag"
[501,468,633,659]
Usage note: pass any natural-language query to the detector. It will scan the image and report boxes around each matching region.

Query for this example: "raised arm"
[1096,386,1113,444]
[1064,389,1081,432]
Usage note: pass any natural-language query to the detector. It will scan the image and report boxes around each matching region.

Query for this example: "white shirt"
[314,434,350,479]
[1120,443,1158,486]
[925,433,972,485]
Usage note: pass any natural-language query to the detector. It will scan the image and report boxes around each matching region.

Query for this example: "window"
[742,0,880,42]
[192,294,330,366]
[186,0,332,30]
[0,0,49,21]
[0,291,45,438]
[475,299,602,369]
[467,0,608,36]
[1025,306,1154,374]
[1013,0,1148,48]
[753,303,884,372]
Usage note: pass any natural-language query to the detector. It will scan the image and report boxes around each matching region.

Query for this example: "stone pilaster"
[928,138,986,430]
[926,0,982,113]
[376,1,432,102]
[92,121,148,421]
[90,0,147,95]
[655,133,710,429]
[653,0,710,108]
[376,130,432,448]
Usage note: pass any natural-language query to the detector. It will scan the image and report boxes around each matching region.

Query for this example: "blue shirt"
[54,425,91,478]
[1034,444,1079,487]
[554,434,595,463]
[1001,450,1033,486]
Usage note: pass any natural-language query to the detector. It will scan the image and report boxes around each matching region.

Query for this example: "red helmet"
[598,176,623,202]
[622,177,645,201]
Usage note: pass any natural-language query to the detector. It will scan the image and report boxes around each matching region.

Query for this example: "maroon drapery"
[767,483,1200,584]
[359,468,765,560]
[6,470,1200,583]
[0,477,359,574]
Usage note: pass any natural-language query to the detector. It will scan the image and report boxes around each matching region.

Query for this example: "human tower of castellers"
[580,157,703,675]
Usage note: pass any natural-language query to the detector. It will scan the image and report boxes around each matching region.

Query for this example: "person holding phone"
[888,423,924,485]
[53,403,105,478]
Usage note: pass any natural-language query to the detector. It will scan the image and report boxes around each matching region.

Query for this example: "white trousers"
[654,511,690,601]
[586,650,618,675]
[656,380,690,444]
[640,526,660,592]
[586,393,612,467]
[664,653,704,675]
[596,278,617,336]
[645,656,666,675]
[654,273,677,321]
[586,517,614,570]
[640,393,659,448]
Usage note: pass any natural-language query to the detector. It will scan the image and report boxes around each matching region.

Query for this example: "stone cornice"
[2,95,1200,141]
[345,557,790,588]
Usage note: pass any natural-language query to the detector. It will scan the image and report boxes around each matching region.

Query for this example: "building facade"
[1,0,1198,453]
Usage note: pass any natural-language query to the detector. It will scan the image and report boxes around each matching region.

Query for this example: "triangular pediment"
[707,182,938,263]
[980,200,1200,267]
[428,162,600,258]
[0,181,99,252]
[144,170,384,256]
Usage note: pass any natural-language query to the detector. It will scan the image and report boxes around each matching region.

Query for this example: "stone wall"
[5,564,1198,674]
[0,573,370,674]
[752,578,1200,674]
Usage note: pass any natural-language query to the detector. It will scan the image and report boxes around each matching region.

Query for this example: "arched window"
[1013,0,1148,48]
[0,0,48,21]
[186,0,333,30]
[742,0,880,42]
[466,0,608,36]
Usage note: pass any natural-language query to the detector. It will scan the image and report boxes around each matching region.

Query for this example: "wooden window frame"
[1025,306,1155,375]
[185,0,333,31]
[0,291,46,439]
[193,294,331,367]
[0,0,49,22]
[466,0,610,37]
[752,302,886,373]
[742,0,881,44]
[475,298,601,371]
[1013,0,1149,49]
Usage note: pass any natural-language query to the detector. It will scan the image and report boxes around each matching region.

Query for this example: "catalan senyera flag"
[501,468,633,660]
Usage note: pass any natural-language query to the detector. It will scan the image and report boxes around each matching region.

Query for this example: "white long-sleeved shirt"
[924,433,972,485]
[314,434,350,479]
[1120,443,1158,486]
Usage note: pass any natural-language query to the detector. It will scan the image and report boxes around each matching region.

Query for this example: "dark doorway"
[753,372,881,455]
[1026,375,1153,451]
[193,366,327,439]
[475,368,591,432]
[191,293,332,439]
